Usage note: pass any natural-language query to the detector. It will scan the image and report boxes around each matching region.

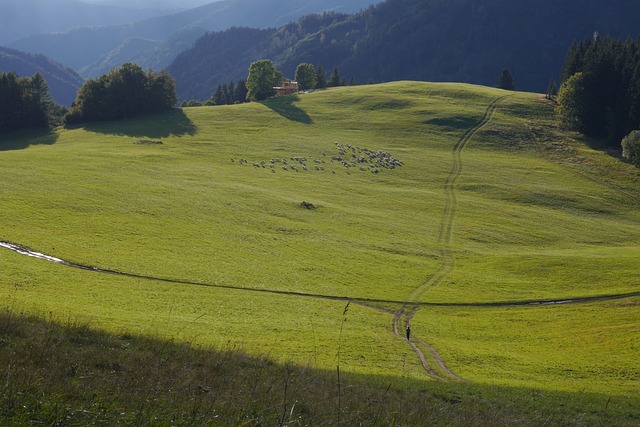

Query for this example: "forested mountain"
[168,0,640,101]
[0,0,166,45]
[0,47,83,106]
[9,0,380,78]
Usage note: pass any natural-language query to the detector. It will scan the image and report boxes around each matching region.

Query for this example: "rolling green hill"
[1,82,639,424]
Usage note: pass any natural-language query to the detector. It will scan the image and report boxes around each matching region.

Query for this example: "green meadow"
[1,82,639,423]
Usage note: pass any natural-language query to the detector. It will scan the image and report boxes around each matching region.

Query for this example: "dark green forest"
[65,63,177,125]
[168,0,640,102]
[558,36,640,143]
[0,71,60,134]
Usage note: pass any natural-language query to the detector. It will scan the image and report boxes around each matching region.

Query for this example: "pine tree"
[497,68,515,90]
[546,79,558,100]
[28,72,54,127]
[328,67,342,87]
[315,64,327,89]
[234,80,248,103]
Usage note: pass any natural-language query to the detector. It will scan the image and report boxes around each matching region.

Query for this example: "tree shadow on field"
[0,128,59,151]
[262,95,313,124]
[581,134,625,161]
[79,109,198,138]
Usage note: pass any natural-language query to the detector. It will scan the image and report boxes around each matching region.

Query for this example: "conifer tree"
[497,68,515,90]
[315,64,327,89]
[234,80,248,103]
[328,67,342,87]
[546,79,558,100]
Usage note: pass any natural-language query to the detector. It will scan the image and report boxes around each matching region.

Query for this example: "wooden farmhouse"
[274,78,299,96]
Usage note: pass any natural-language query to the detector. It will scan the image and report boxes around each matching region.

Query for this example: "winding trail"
[3,240,637,309]
[391,96,509,380]
[406,96,508,306]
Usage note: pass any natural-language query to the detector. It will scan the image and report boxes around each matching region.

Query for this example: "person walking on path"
[406,323,411,341]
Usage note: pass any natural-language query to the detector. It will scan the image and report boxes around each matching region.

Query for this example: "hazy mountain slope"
[0,47,83,106]
[168,0,640,101]
[168,13,347,100]
[9,0,381,78]
[85,0,216,8]
[0,0,166,45]
[82,29,205,78]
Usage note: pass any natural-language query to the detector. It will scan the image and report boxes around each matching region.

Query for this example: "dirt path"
[3,240,638,308]
[388,97,509,380]
[405,96,508,305]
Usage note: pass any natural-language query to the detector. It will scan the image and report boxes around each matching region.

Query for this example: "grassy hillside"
[1,82,639,423]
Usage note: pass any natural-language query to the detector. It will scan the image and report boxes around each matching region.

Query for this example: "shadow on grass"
[262,95,313,124]
[581,134,625,160]
[0,128,59,151]
[75,109,198,138]
[1,309,637,426]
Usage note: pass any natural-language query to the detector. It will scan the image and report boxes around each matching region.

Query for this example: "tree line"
[556,35,640,164]
[180,80,248,107]
[181,61,350,107]
[65,63,177,125]
[0,71,62,134]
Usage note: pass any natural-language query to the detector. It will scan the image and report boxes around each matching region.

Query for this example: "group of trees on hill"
[556,35,640,163]
[0,71,63,133]
[65,63,177,124]
[180,61,349,106]
[181,80,249,107]
[211,80,248,105]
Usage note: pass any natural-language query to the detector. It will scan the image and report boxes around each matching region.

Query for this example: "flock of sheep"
[234,142,403,175]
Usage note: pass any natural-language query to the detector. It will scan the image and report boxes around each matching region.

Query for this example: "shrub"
[621,130,640,165]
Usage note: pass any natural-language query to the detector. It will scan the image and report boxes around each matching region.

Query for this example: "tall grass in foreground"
[1,309,638,426]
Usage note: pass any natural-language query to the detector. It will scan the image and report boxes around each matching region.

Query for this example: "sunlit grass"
[1,82,639,412]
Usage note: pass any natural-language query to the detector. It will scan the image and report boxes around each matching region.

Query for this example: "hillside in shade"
[0,47,83,106]
[9,0,380,78]
[168,0,640,101]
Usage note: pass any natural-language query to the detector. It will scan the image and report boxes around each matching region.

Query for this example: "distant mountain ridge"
[9,0,381,78]
[168,0,640,101]
[0,0,167,45]
[0,47,83,106]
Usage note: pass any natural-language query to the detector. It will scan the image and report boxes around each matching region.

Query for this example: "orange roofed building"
[274,78,299,96]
